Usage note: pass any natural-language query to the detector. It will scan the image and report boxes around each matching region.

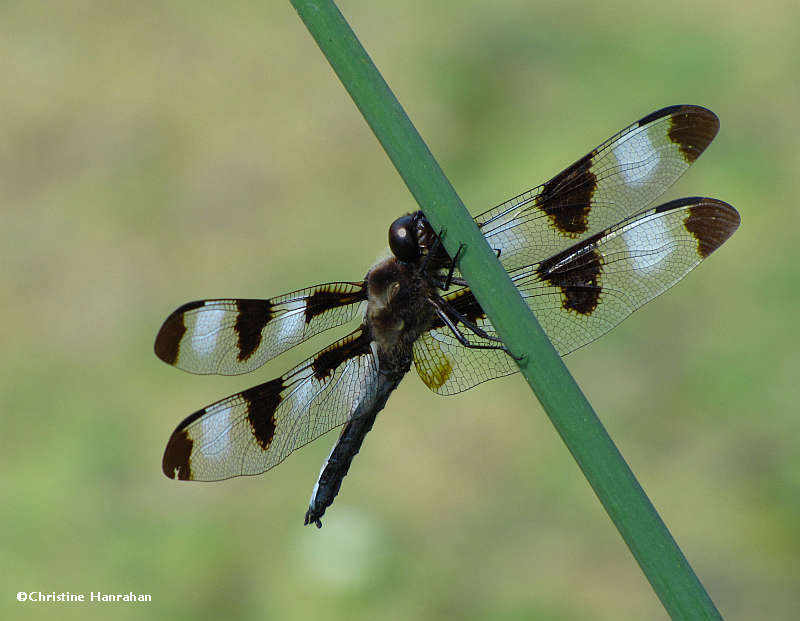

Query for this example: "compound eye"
[389,214,419,262]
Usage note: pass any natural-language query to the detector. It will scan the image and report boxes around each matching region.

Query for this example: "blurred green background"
[2,1,798,619]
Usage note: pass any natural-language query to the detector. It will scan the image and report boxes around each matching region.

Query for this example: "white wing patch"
[620,212,673,273]
[288,371,320,419]
[275,299,307,343]
[190,307,226,355]
[201,403,233,458]
[613,127,660,188]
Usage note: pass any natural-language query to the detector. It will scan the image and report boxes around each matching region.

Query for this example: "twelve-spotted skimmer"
[156,105,739,527]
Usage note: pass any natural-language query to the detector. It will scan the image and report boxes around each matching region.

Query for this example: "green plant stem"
[290,1,724,619]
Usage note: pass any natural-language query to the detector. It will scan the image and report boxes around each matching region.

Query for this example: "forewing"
[154,282,366,375]
[475,105,720,271]
[162,327,379,481]
[415,197,739,395]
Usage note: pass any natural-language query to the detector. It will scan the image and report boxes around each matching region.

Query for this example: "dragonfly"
[155,105,739,527]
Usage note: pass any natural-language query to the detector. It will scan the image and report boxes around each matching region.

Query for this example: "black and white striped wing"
[414,197,740,395]
[474,105,720,272]
[162,327,379,481]
[154,282,366,376]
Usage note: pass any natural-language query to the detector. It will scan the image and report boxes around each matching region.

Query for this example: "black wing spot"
[242,378,283,450]
[535,151,598,237]
[162,428,194,480]
[683,200,741,259]
[305,285,367,324]
[667,106,719,164]
[431,290,487,330]
[154,300,204,365]
[235,300,274,362]
[538,238,604,315]
[311,330,373,382]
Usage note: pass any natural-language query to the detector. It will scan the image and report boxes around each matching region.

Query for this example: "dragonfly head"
[389,213,422,262]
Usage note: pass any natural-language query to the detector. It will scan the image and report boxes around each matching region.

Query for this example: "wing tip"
[637,104,718,128]
[637,105,720,164]
[154,301,205,365]
[683,198,740,258]
[154,318,183,366]
[162,427,194,480]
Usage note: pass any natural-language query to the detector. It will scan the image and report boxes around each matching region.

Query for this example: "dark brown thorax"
[365,212,446,374]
